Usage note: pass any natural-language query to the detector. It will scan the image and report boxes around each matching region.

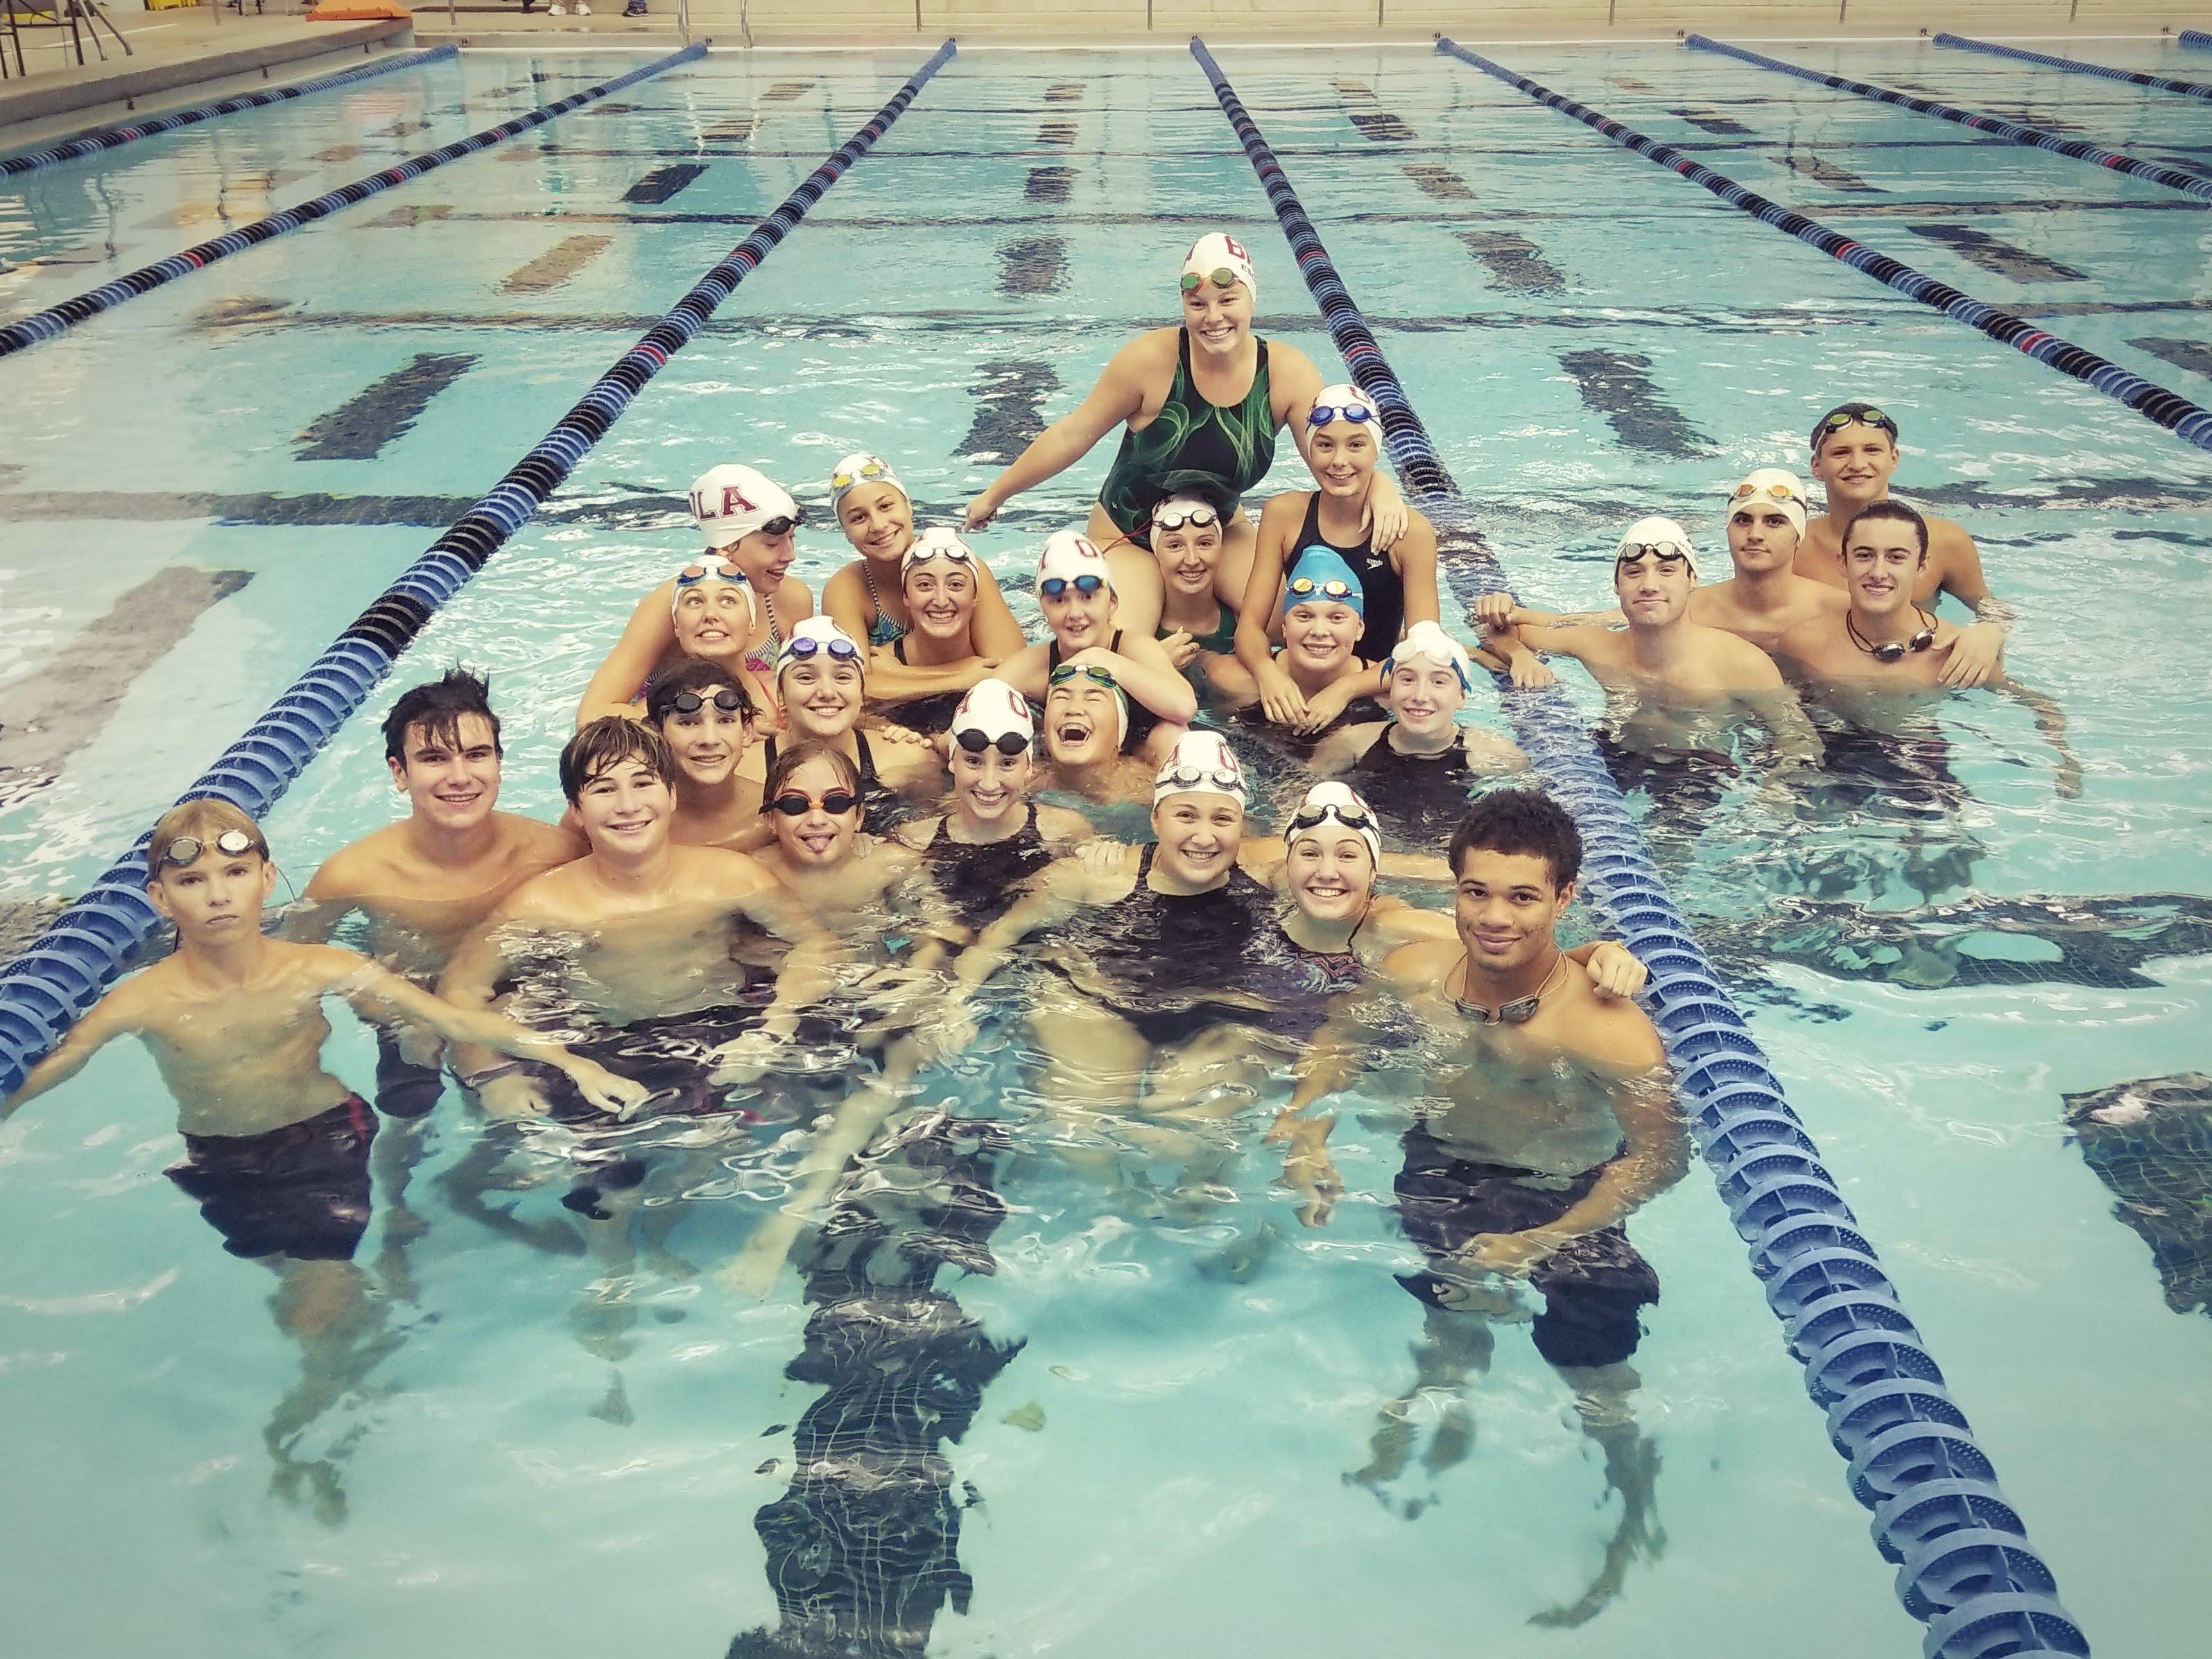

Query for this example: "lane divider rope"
[1197,34,2091,1659]
[1435,35,2212,457]
[1688,33,2212,202]
[0,42,707,358]
[0,40,960,1100]
[2184,30,2212,51]
[1935,31,2212,102]
[0,44,460,179]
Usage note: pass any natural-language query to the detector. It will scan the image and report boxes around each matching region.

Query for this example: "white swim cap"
[775,615,865,679]
[829,453,904,509]
[1727,467,1809,539]
[1037,530,1113,596]
[901,526,978,581]
[1308,381,1379,431]
[1153,729,1247,808]
[1614,516,1700,582]
[1385,620,1476,694]
[1180,232,1257,303]
[951,677,1035,747]
[671,554,756,623]
[690,464,800,550]
[1288,780,1382,868]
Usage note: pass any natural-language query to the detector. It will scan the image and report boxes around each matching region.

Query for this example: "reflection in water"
[730,1111,1021,1659]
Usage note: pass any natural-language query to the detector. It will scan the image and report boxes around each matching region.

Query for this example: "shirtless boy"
[1693,468,1845,652]
[1800,401,2007,688]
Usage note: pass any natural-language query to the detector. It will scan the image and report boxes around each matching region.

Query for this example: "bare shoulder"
[1564,973,1667,1075]
[1267,339,1323,388]
[892,815,942,852]
[1774,614,1834,660]
[1256,489,1311,530]
[277,939,374,991]
[777,573,816,619]
[304,825,400,898]
[1113,329,1180,379]
[1380,937,1458,987]
[1037,804,1095,843]
[1704,625,1784,684]
[503,812,582,864]
[677,844,773,895]
[1926,513,1976,551]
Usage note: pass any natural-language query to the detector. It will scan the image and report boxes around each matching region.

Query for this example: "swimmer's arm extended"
[578,584,677,729]
[1745,684,1822,772]
[966,340,1151,528]
[951,859,1098,992]
[1268,1016,1361,1228]
[969,561,1029,661]
[867,649,993,706]
[1073,639,1199,724]
[434,915,525,1093]
[1469,590,1625,632]
[1998,675,2082,800]
[1,984,139,1118]
[1392,512,1441,627]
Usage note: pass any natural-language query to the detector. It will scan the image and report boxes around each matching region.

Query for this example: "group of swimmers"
[0,232,2065,1611]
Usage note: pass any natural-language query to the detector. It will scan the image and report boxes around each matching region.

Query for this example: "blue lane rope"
[1194,35,2090,1658]
[1935,32,2212,102]
[0,43,705,359]
[1435,36,2212,458]
[0,40,959,1102]
[1687,34,2212,202]
[0,44,458,180]
[2184,30,2212,50]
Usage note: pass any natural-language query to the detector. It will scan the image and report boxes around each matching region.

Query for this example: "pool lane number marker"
[1436,36,2212,455]
[0,44,709,360]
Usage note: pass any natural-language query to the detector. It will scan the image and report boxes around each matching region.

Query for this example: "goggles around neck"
[1308,399,1375,428]
[1455,955,1566,1026]
[770,788,859,817]
[954,728,1031,756]
[1150,504,1220,533]
[1180,267,1243,294]
[667,688,747,717]
[158,828,260,868]
[1039,573,1107,600]
[1848,607,1937,663]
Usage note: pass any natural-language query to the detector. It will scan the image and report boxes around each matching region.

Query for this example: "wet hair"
[763,740,863,812]
[1842,499,1928,559]
[1447,788,1582,894]
[146,797,268,879]
[559,717,677,805]
[1811,401,1901,451]
[646,659,755,727]
[383,668,500,767]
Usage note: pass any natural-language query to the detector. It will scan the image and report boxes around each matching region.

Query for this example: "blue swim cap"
[1281,546,1365,617]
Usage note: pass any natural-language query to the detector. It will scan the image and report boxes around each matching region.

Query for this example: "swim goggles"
[1815,405,1899,444]
[830,459,896,494]
[666,688,748,716]
[1847,607,1937,663]
[157,828,260,867]
[1308,400,1376,428]
[1287,575,1358,602]
[1150,504,1220,532]
[1155,761,1245,794]
[675,559,748,589]
[1039,573,1107,600]
[1047,662,1121,693]
[1615,543,1693,566]
[1455,955,1566,1026]
[1180,267,1243,293]
[781,634,863,665]
[1731,480,1804,505]
[953,728,1032,756]
[905,541,977,568]
[770,788,860,817]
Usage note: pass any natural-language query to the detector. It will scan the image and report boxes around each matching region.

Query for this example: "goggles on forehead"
[770,788,860,817]
[1308,400,1376,428]
[757,513,803,538]
[831,459,895,494]
[953,728,1031,756]
[1157,761,1244,796]
[1616,543,1693,565]
[781,635,863,667]
[1287,801,1377,838]
[1048,662,1121,693]
[1732,480,1802,505]
[1817,406,1899,442]
[1150,504,1220,533]
[666,688,747,716]
[676,559,746,589]
[906,544,978,571]
[1180,266,1244,294]
[159,828,260,868]
[1287,576,1357,603]
[1039,573,1107,600]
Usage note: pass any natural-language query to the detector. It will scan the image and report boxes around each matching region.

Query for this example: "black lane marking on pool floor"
[1555,348,1718,459]
[1903,222,2091,283]
[1670,106,1755,136]
[1772,149,1883,193]
[362,203,454,228]
[997,234,1068,298]
[0,567,252,803]
[293,354,478,463]
[957,361,1060,463]
[623,163,710,205]
[501,234,615,295]
[1457,230,1566,295]
[1024,164,1073,204]
[2130,336,2212,381]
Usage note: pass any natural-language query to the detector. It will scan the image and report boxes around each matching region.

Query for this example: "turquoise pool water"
[2,37,2210,1656]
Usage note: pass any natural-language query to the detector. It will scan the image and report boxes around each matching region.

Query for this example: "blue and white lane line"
[1687,34,2212,202]
[1195,35,2091,1659]
[1934,33,2212,103]
[1435,36,2212,458]
[0,42,960,1097]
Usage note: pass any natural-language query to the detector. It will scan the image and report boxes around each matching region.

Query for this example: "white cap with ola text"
[1037,529,1114,594]
[775,614,864,679]
[951,678,1035,744]
[1181,232,1256,302]
[1153,729,1248,806]
[902,526,977,580]
[690,464,798,550]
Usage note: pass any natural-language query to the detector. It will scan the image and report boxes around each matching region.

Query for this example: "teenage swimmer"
[819,453,1025,661]
[1774,501,2079,797]
[1150,489,1259,705]
[867,528,999,733]
[1695,469,1846,651]
[895,679,1096,939]
[1311,623,1528,846]
[1800,402,2007,688]
[1240,546,1387,738]
[646,661,763,848]
[579,464,814,724]
[745,616,947,832]
[965,234,1408,636]
[999,530,1198,761]
[1238,382,1440,677]
[1036,661,1161,806]
[1353,789,1684,1626]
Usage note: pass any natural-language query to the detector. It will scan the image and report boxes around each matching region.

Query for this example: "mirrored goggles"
[831,460,895,493]
[770,789,860,817]
[158,828,259,868]
[1039,573,1107,600]
[1048,663,1120,693]
[1731,480,1803,505]
[1150,505,1220,533]
[1287,576,1357,602]
[1308,401,1376,428]
[1180,266,1243,293]
[906,544,978,570]
[953,729,1031,756]
[676,559,747,589]
[667,688,748,716]
[781,635,862,665]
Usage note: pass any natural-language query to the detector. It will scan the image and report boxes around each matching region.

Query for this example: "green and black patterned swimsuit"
[1097,329,1275,541]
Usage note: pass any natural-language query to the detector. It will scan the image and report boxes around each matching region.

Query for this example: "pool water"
[3,37,2211,1658]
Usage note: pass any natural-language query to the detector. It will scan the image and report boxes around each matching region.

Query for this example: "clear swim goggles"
[1286,799,1377,838]
[1286,576,1358,602]
[1156,761,1245,795]
[1180,266,1243,293]
[953,728,1032,756]
[666,688,748,716]
[158,828,261,867]
[1039,573,1107,600]
[1308,399,1376,428]
[1150,504,1221,532]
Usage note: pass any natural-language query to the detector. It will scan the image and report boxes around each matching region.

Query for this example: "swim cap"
[1288,780,1381,869]
[1308,382,1379,430]
[901,526,978,580]
[829,453,904,508]
[1282,546,1367,618]
[1150,489,1225,532]
[1727,467,1808,539]
[1037,530,1114,596]
[951,677,1035,746]
[1181,232,1256,303]
[690,464,800,550]
[671,555,757,622]
[775,615,865,679]
[1044,661,1129,747]
[1385,620,1477,694]
[1153,729,1247,808]
[1614,516,1699,582]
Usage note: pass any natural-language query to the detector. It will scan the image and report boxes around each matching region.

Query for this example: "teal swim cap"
[1282,546,1366,617]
